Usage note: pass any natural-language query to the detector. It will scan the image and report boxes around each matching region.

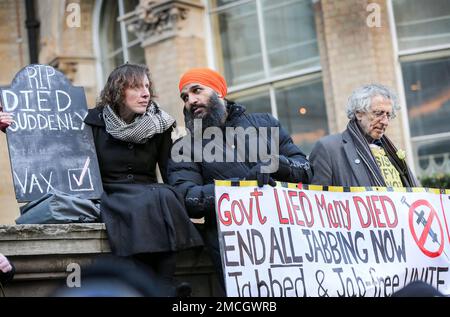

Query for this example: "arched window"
[208,0,327,154]
[392,0,450,176]
[95,0,145,85]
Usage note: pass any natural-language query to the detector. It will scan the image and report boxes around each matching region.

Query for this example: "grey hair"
[346,84,400,120]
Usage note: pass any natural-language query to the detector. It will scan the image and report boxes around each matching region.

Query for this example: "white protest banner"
[215,181,450,297]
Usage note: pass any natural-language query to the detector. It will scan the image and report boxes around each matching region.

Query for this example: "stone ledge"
[0,223,107,237]
[0,223,111,256]
[0,224,222,296]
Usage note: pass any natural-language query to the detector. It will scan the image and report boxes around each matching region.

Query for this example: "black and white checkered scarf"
[103,101,175,144]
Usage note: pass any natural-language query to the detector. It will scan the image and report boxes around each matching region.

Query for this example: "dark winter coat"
[167,102,312,288]
[84,108,203,256]
[167,102,313,225]
[309,129,375,186]
[309,127,419,187]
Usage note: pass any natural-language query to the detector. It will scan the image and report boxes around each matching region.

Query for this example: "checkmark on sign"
[72,157,90,186]
[68,157,94,192]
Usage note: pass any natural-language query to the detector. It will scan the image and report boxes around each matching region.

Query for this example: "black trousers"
[132,251,177,296]
[201,223,226,296]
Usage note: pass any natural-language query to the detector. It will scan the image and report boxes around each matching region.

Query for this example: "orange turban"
[179,68,227,98]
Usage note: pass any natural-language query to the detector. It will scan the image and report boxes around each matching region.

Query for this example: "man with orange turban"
[168,68,312,293]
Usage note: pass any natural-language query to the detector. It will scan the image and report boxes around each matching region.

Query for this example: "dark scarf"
[347,119,419,187]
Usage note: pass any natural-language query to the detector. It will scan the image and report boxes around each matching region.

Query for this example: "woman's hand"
[0,253,12,273]
[0,111,13,131]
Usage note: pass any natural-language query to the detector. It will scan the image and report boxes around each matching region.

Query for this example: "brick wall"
[0,0,29,84]
[146,37,208,129]
[0,0,29,224]
[316,0,405,148]
[38,0,97,106]
[0,0,98,224]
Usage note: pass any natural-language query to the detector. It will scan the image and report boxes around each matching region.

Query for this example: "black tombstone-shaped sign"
[1,64,103,202]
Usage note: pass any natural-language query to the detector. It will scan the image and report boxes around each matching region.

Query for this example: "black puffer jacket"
[168,102,312,224]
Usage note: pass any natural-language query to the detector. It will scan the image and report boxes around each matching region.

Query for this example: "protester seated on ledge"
[0,64,203,295]
[0,253,15,285]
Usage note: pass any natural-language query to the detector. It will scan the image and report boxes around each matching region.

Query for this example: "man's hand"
[245,163,276,188]
[0,254,12,273]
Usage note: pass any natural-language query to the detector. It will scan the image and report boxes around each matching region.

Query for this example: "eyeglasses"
[369,110,396,121]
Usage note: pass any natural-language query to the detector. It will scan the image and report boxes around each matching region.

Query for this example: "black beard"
[184,93,227,133]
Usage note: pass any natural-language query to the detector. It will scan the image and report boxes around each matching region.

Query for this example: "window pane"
[275,78,328,155]
[414,139,450,177]
[124,0,140,43]
[262,0,320,76]
[128,43,145,65]
[100,0,145,79]
[113,20,122,52]
[100,1,120,56]
[402,56,450,137]
[393,0,450,51]
[102,53,124,79]
[211,0,242,9]
[123,0,139,13]
[212,2,264,86]
[114,53,124,69]
[234,90,271,114]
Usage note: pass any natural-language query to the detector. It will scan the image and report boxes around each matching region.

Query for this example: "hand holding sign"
[2,64,103,201]
[0,108,14,131]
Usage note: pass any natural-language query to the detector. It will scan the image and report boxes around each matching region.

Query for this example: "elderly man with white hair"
[309,83,419,187]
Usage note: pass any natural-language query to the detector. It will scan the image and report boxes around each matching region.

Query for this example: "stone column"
[38,0,98,106]
[122,0,208,131]
[315,0,405,149]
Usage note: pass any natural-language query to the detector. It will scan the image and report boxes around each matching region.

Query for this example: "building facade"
[0,0,449,224]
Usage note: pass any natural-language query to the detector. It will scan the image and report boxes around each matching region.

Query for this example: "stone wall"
[315,0,404,148]
[0,224,221,297]
[0,0,30,225]
[38,0,98,106]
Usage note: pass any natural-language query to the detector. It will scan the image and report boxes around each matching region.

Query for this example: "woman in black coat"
[84,64,203,294]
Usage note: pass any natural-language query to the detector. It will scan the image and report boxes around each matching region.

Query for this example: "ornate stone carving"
[121,0,203,46]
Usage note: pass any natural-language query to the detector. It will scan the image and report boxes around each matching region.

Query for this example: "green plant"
[420,173,450,189]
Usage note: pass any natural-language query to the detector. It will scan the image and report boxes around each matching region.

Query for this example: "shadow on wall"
[52,255,173,297]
